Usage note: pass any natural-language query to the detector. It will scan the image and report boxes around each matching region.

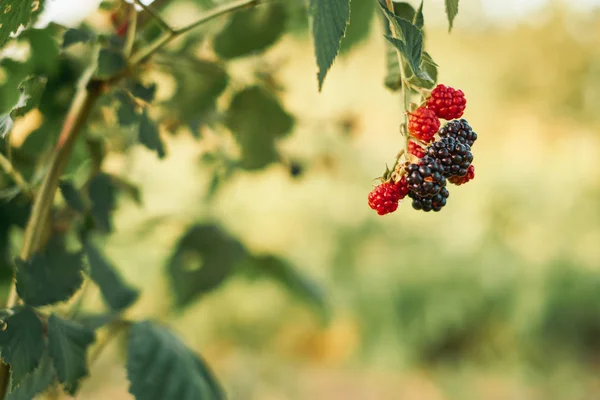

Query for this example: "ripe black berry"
[438,119,477,147]
[409,187,449,212]
[426,137,473,177]
[405,156,446,197]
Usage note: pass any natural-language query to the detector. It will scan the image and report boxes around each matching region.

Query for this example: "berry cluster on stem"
[368,84,479,215]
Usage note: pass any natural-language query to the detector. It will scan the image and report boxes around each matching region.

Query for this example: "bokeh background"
[4,0,600,398]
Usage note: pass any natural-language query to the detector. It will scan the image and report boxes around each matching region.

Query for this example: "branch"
[130,0,260,65]
[0,152,33,199]
[133,0,175,33]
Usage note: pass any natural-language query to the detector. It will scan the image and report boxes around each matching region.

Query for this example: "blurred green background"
[4,0,600,399]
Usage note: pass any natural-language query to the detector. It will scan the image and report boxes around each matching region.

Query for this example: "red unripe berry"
[368,177,408,216]
[448,164,475,185]
[408,140,425,159]
[408,106,440,143]
[426,84,467,120]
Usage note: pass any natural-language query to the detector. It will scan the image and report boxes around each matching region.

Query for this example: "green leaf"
[213,4,287,59]
[0,114,13,138]
[340,0,375,54]
[445,0,459,31]
[47,315,95,391]
[392,2,416,21]
[168,58,228,131]
[414,0,424,28]
[15,237,85,307]
[226,86,294,170]
[406,51,438,89]
[59,180,86,213]
[138,109,166,159]
[309,0,350,90]
[62,28,95,49]
[6,352,56,400]
[242,255,329,321]
[115,90,139,127]
[0,75,47,136]
[96,48,126,79]
[384,26,426,79]
[10,75,47,118]
[167,224,247,308]
[129,82,157,103]
[84,241,139,312]
[127,320,225,400]
[0,307,45,389]
[0,0,45,49]
[383,36,401,90]
[88,173,117,233]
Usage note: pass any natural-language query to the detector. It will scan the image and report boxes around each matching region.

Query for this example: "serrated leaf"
[445,0,459,31]
[242,255,329,321]
[127,320,225,400]
[168,224,247,308]
[226,86,294,170]
[97,48,126,79]
[309,0,350,90]
[10,75,47,118]
[59,180,86,213]
[0,0,45,49]
[47,315,95,391]
[407,51,437,89]
[414,0,424,28]
[138,110,166,159]
[385,30,425,79]
[84,241,139,312]
[340,0,375,54]
[6,352,56,400]
[0,307,45,389]
[15,237,85,307]
[62,28,95,49]
[213,4,287,59]
[88,173,117,233]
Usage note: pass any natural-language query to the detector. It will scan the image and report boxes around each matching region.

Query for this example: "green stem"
[130,0,259,65]
[0,1,264,396]
[133,0,175,34]
[384,0,411,161]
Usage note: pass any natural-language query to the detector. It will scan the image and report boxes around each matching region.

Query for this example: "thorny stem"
[0,152,33,199]
[0,0,263,397]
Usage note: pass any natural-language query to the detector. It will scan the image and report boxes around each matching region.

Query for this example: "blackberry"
[438,119,477,147]
[405,156,446,197]
[426,137,473,177]
[409,187,449,212]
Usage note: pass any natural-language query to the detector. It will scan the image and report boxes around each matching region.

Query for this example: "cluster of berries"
[368,84,477,215]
